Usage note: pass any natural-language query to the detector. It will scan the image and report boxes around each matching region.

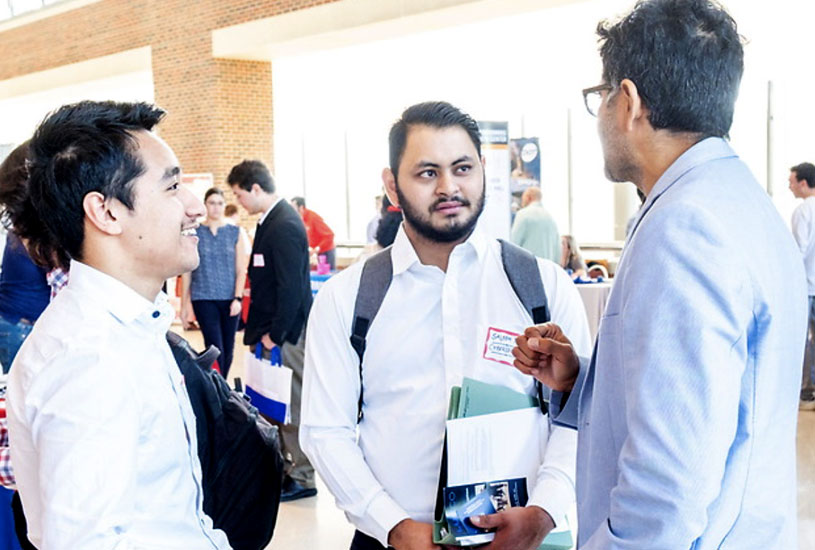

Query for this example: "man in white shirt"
[6,101,231,549]
[300,101,591,550]
[790,162,815,410]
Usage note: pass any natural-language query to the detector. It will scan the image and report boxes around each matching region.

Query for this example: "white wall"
[272,0,815,243]
[0,70,154,147]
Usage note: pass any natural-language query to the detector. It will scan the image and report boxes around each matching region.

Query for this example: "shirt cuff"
[365,491,410,548]
[549,355,589,428]
[527,474,574,529]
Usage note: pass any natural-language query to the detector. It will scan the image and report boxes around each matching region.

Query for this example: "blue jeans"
[191,300,239,378]
[802,296,815,401]
[0,315,33,374]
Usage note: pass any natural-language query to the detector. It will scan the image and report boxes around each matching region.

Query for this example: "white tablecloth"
[576,282,613,341]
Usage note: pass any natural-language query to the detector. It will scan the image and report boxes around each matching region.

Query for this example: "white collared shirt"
[301,225,591,546]
[792,195,815,295]
[7,261,231,550]
[257,196,282,227]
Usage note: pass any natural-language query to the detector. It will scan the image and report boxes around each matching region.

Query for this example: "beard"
[395,178,486,244]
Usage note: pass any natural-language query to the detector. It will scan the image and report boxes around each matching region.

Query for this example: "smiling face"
[387,124,485,245]
[116,131,204,286]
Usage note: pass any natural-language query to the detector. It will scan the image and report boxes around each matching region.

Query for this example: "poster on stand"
[509,138,541,215]
[477,121,511,240]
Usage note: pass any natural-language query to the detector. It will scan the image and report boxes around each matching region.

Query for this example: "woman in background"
[560,234,587,278]
[182,187,249,378]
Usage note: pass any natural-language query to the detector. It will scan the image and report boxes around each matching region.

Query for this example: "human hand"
[469,506,555,550]
[181,302,195,330]
[387,519,441,550]
[229,298,242,317]
[261,333,277,351]
[513,323,579,392]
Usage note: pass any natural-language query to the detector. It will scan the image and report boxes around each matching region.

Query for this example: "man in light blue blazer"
[503,1,807,549]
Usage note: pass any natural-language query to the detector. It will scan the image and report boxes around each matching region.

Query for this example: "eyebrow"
[162,166,181,181]
[413,155,475,169]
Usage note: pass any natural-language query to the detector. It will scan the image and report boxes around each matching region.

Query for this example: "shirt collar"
[258,196,283,226]
[627,137,737,243]
[67,260,174,330]
[390,222,488,276]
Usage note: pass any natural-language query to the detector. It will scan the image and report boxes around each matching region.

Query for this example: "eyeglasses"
[582,84,613,117]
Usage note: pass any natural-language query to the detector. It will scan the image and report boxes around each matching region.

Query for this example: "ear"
[381,167,399,207]
[82,192,124,236]
[618,78,647,132]
[480,155,487,169]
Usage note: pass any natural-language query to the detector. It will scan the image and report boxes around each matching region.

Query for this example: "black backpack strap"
[350,247,393,421]
[498,239,551,414]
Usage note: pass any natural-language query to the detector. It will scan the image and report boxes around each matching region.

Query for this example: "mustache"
[431,196,470,210]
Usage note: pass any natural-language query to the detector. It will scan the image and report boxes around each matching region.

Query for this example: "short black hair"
[0,141,67,270]
[23,101,165,264]
[597,0,743,138]
[204,187,224,201]
[791,162,815,189]
[227,160,275,194]
[388,101,481,178]
[291,196,305,208]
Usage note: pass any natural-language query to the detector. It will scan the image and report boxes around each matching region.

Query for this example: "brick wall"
[0,0,339,207]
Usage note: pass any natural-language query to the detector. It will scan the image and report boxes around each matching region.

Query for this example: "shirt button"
[152,311,160,318]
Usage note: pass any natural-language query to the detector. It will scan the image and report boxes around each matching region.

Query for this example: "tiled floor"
[176,326,815,549]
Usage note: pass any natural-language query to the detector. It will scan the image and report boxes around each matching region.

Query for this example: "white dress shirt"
[7,261,231,550]
[301,225,591,547]
[792,195,815,295]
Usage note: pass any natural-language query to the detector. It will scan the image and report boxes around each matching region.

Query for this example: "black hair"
[0,141,67,270]
[227,160,275,193]
[388,101,481,178]
[21,101,165,264]
[597,0,743,138]
[791,162,815,189]
[291,196,305,208]
[204,187,224,201]
[375,196,402,248]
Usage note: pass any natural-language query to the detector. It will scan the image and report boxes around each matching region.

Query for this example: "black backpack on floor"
[167,331,284,550]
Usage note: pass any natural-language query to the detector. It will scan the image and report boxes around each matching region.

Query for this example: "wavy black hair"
[598,0,744,138]
[20,101,165,264]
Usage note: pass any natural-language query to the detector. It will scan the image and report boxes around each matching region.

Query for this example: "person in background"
[559,235,586,278]
[224,203,240,225]
[513,1,805,548]
[366,195,383,244]
[181,187,249,378]
[510,186,561,263]
[7,100,231,550]
[0,142,51,550]
[374,195,402,249]
[788,162,815,410]
[229,161,316,502]
[291,196,336,270]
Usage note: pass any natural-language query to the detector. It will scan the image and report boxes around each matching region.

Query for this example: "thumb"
[532,337,573,358]
[470,512,504,529]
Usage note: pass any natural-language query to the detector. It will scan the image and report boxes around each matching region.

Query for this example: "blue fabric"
[189,224,239,301]
[552,138,807,549]
[0,487,21,550]
[0,316,33,374]
[0,232,49,324]
[245,386,287,423]
[191,300,239,378]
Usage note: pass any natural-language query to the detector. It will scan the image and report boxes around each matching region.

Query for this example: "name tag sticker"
[253,254,265,267]
[482,327,520,366]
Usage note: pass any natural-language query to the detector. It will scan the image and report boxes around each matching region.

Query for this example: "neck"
[81,248,161,302]
[206,217,225,227]
[258,193,278,214]
[402,222,469,272]
[635,132,701,196]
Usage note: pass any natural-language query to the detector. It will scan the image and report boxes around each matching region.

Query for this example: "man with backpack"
[300,101,591,550]
[6,101,232,550]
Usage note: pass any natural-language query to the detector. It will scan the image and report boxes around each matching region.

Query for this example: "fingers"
[470,512,504,530]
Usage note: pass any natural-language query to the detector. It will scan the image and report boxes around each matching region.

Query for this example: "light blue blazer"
[553,137,807,549]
